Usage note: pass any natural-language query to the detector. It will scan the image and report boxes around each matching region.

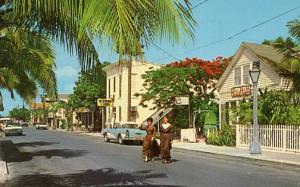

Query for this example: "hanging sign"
[231,85,251,97]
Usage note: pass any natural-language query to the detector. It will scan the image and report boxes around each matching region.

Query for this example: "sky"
[1,0,300,116]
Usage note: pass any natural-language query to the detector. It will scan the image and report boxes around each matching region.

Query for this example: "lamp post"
[249,68,261,154]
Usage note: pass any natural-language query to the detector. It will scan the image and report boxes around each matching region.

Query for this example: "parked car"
[102,122,146,144]
[21,121,29,127]
[35,123,48,130]
[4,123,23,136]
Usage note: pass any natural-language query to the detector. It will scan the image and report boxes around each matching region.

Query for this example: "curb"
[172,146,300,168]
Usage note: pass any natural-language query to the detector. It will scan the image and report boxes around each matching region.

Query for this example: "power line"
[152,43,181,61]
[191,0,209,10]
[152,4,300,62]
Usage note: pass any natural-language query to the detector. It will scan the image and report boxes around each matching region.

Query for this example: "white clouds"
[55,66,79,78]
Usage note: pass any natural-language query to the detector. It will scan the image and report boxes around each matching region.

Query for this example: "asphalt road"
[0,128,299,187]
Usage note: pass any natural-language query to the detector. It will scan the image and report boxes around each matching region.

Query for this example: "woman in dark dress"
[160,116,174,164]
[139,117,157,162]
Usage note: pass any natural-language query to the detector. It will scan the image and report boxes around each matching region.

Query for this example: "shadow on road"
[15,141,59,147]
[0,140,88,163]
[0,168,181,187]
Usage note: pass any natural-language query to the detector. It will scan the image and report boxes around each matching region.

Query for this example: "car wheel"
[118,135,124,145]
[104,134,110,142]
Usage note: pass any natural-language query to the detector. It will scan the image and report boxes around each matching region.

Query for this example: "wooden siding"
[219,48,282,104]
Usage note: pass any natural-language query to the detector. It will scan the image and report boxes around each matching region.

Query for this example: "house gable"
[218,43,282,103]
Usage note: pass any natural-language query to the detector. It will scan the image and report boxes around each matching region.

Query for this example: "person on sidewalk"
[0,122,5,137]
[160,116,174,164]
[138,117,157,162]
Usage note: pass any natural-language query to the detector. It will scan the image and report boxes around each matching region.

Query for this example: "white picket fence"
[236,124,300,153]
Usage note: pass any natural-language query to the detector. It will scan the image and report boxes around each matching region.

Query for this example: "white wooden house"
[216,42,292,127]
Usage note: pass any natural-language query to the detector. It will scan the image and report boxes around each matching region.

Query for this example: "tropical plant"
[1,1,196,70]
[0,28,57,102]
[263,19,300,93]
[206,124,236,146]
[9,107,31,121]
[139,57,228,109]
[139,57,228,130]
[230,89,300,125]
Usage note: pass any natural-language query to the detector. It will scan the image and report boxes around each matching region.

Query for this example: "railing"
[236,124,300,153]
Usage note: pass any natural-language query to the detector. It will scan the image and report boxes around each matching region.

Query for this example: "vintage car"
[102,122,146,144]
[35,123,48,130]
[4,123,23,136]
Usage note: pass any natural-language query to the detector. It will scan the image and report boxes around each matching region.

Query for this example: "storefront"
[216,42,291,127]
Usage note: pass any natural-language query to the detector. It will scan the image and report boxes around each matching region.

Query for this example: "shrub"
[206,125,236,146]
[60,119,68,129]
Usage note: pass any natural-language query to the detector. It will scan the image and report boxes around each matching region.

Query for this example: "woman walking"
[139,117,157,162]
[160,116,174,164]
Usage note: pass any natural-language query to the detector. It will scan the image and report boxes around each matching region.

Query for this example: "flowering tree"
[138,57,230,129]
[168,57,229,96]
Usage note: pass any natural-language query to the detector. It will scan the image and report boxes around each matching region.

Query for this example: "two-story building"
[103,60,162,125]
[216,42,291,127]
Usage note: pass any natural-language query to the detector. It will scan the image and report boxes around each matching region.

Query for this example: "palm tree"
[0,27,57,106]
[2,0,195,120]
[263,19,300,105]
[6,0,195,69]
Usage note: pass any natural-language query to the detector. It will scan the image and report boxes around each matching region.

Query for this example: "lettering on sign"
[97,98,113,107]
[231,85,251,97]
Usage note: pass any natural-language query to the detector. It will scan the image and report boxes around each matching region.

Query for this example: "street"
[0,128,299,187]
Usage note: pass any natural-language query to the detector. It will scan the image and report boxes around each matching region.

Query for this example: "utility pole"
[41,90,46,124]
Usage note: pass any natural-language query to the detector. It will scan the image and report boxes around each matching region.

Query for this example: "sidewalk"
[172,142,300,167]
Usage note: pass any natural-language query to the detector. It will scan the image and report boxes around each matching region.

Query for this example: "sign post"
[175,96,190,126]
[97,99,113,132]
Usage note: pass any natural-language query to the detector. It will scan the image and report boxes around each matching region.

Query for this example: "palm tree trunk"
[127,56,132,121]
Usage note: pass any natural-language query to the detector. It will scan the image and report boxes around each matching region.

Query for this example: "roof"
[243,42,284,64]
[57,94,70,100]
[45,93,70,102]
[103,60,163,72]
[216,42,286,89]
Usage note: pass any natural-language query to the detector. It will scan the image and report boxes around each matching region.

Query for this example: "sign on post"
[97,98,113,107]
[231,85,251,97]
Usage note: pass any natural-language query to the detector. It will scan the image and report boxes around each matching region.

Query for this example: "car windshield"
[6,123,20,127]
[122,123,138,128]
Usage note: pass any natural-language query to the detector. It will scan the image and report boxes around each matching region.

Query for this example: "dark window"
[108,79,111,98]
[234,67,241,86]
[119,106,121,121]
[253,61,260,69]
[119,75,122,97]
[113,77,116,93]
[243,65,250,85]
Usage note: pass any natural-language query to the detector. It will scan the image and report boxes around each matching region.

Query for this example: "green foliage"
[141,66,198,108]
[229,101,252,125]
[68,64,106,109]
[258,89,290,124]
[0,28,57,101]
[206,125,236,146]
[9,108,31,121]
[230,89,300,125]
[5,0,195,71]
[60,119,67,129]
[139,63,222,130]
